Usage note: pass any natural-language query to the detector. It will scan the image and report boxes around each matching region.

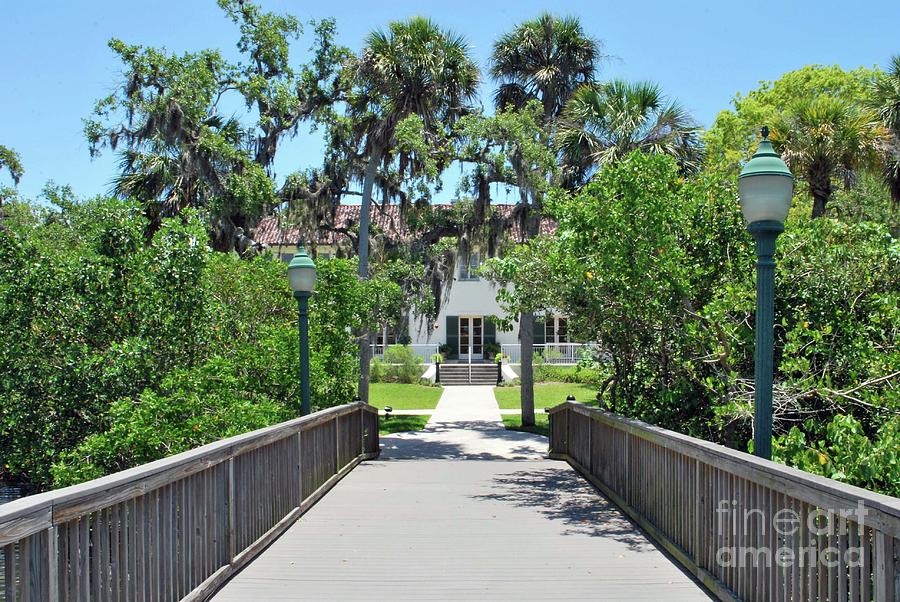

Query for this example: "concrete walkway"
[380,408,524,416]
[212,386,712,601]
[380,385,546,460]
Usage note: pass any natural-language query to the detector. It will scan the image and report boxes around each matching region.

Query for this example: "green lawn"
[501,413,550,438]
[493,383,598,410]
[379,414,430,435]
[368,383,443,410]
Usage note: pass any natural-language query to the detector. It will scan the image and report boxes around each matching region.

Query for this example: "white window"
[545,316,570,344]
[459,252,480,280]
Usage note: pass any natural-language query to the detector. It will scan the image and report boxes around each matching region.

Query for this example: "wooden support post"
[694,459,701,569]
[297,430,304,503]
[334,415,341,469]
[874,531,895,602]
[586,414,593,474]
[227,458,236,563]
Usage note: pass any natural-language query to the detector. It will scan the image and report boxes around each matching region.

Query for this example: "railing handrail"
[549,401,900,535]
[0,402,376,542]
[499,343,587,365]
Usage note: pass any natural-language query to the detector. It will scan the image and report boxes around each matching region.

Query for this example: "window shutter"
[532,315,546,345]
[484,318,496,346]
[446,315,459,359]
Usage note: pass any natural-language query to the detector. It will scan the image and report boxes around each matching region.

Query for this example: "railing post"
[357,406,363,458]
[297,430,304,505]
[693,458,701,569]
[874,532,895,602]
[227,457,236,561]
[623,430,630,506]
[334,414,341,469]
[47,526,58,602]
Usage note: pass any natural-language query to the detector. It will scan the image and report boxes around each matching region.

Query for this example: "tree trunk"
[811,193,828,219]
[889,172,900,237]
[519,311,536,427]
[358,331,372,402]
[809,167,832,219]
[888,170,900,211]
[517,201,542,428]
[359,152,379,278]
[356,151,380,403]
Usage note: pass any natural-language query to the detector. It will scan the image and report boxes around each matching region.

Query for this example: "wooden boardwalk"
[212,387,712,600]
[4,391,899,601]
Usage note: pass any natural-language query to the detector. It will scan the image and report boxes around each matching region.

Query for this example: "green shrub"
[370,357,385,383]
[0,198,410,488]
[533,364,607,385]
[51,357,287,486]
[494,151,899,493]
[378,345,425,384]
[773,415,900,497]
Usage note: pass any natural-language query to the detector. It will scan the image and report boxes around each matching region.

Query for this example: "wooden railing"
[0,402,379,602]
[549,402,900,602]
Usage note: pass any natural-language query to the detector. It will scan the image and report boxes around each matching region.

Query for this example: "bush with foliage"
[773,415,899,497]
[374,345,425,384]
[0,197,413,488]
[533,364,606,386]
[486,151,899,494]
[483,341,501,359]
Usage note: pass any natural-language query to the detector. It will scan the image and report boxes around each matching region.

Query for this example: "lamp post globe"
[738,126,794,225]
[288,246,316,416]
[738,127,794,460]
[288,247,317,294]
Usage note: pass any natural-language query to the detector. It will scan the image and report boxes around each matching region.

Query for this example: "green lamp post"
[738,126,794,460]
[288,245,317,416]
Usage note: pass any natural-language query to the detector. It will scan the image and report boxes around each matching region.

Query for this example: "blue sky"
[2,0,897,202]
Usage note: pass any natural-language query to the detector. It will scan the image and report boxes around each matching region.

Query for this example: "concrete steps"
[438,364,499,386]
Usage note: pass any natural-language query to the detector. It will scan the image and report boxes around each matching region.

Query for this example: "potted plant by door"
[483,342,501,362]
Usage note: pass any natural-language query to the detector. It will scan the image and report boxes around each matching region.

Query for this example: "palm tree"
[771,96,880,218]
[870,55,900,208]
[489,14,600,427]
[349,17,479,400]
[490,13,602,124]
[556,80,703,185]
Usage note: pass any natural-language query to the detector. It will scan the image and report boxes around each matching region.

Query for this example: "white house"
[254,204,575,363]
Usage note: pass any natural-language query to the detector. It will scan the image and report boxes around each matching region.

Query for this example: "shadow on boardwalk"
[380,420,548,460]
[471,467,655,551]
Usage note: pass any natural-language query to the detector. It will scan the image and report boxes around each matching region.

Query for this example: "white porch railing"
[500,343,588,365]
[370,344,440,363]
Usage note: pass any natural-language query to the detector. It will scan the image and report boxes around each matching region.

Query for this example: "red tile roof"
[253,204,557,246]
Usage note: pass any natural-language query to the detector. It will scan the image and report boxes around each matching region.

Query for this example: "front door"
[458,316,483,359]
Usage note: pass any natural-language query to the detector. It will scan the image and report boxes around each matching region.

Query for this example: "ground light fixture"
[288,245,317,416]
[738,126,794,460]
